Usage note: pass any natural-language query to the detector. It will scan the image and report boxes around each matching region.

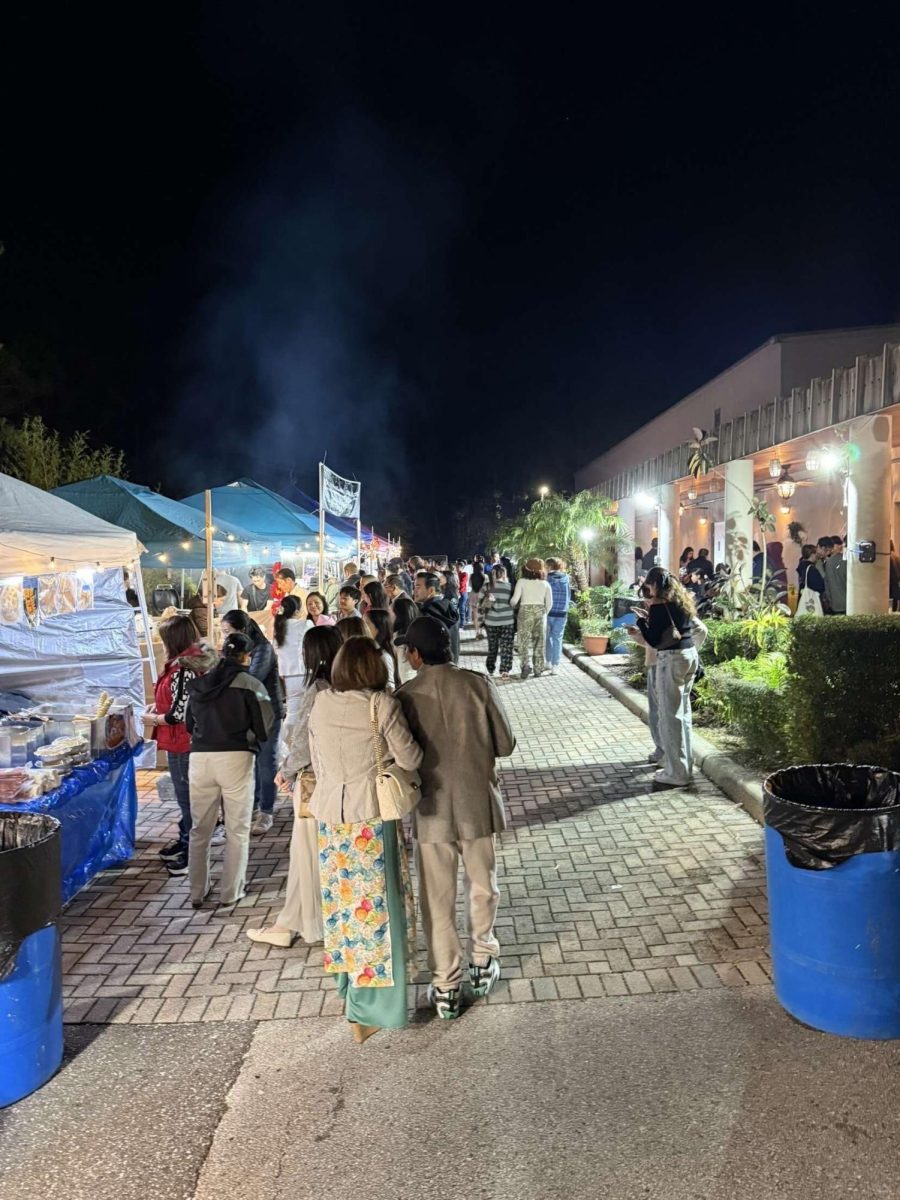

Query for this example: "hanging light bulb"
[780,504,791,515]
[227,533,236,542]
[769,456,783,478]
[775,469,796,500]
[687,487,697,501]
[180,541,191,551]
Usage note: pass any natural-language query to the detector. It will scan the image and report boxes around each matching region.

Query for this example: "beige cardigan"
[307,688,423,824]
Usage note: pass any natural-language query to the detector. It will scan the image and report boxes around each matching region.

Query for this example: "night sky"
[4,8,900,550]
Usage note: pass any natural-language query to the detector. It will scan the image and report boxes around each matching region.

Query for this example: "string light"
[49,557,56,568]
[768,456,783,479]
[180,541,191,550]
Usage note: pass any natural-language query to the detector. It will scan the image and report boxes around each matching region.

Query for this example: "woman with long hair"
[363,580,389,613]
[678,547,695,578]
[306,590,336,626]
[363,608,398,690]
[510,558,553,679]
[469,557,487,639]
[273,595,312,726]
[247,625,343,948]
[144,615,218,876]
[186,632,274,907]
[634,566,699,789]
[309,638,422,1042]
[391,594,420,684]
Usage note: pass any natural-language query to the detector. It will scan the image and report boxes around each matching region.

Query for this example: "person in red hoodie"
[143,615,219,876]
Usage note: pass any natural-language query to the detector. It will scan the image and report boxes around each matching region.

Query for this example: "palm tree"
[498,490,626,592]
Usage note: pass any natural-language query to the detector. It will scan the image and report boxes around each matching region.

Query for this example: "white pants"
[655,648,699,784]
[189,751,255,904]
[646,664,664,761]
[415,836,500,991]
[275,815,324,941]
[283,677,305,726]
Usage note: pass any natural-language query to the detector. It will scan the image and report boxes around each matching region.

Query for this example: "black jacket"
[420,595,459,629]
[245,621,284,721]
[186,660,274,754]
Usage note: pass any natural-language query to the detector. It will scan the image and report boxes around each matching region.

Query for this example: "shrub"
[564,608,581,643]
[704,653,790,762]
[786,615,900,769]
[702,615,790,666]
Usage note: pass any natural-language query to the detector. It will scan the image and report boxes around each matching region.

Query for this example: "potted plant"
[581,615,612,656]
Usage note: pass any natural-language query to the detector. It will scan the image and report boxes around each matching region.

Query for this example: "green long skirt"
[333,820,410,1030]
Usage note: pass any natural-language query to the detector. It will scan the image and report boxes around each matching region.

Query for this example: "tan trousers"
[189,751,255,905]
[276,815,324,942]
[415,836,500,991]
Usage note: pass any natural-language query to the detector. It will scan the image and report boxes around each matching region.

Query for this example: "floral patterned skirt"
[318,819,416,988]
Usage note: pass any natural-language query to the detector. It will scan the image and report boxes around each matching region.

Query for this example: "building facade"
[575,325,900,613]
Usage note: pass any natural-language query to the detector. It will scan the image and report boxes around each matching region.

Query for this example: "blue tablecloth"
[0,742,140,904]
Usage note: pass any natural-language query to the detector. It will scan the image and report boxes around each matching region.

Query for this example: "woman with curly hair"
[633,566,699,789]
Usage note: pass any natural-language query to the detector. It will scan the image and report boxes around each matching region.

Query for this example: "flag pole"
[318,462,326,595]
[204,489,215,641]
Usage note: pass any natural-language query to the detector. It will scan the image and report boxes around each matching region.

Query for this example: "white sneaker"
[652,770,691,788]
[548,666,557,676]
[210,823,226,845]
[251,811,274,835]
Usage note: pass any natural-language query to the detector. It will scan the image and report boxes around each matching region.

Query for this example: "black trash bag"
[764,764,900,871]
[0,813,62,979]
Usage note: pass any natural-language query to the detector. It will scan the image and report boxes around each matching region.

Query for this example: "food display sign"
[2,572,95,626]
[0,580,23,625]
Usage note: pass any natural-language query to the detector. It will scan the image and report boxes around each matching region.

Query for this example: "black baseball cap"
[394,615,450,657]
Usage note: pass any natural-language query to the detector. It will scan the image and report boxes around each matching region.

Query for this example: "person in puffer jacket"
[186,632,274,909]
[145,615,219,876]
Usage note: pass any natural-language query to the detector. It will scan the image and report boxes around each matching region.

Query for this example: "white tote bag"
[797,587,823,617]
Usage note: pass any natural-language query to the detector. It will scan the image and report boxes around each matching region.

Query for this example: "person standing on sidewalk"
[309,638,423,1043]
[469,557,487,640]
[186,632,274,909]
[414,571,460,664]
[456,560,470,628]
[220,610,284,835]
[633,567,698,789]
[146,615,219,877]
[246,624,343,948]
[395,616,516,1020]
[544,558,571,675]
[481,564,515,678]
[511,558,552,679]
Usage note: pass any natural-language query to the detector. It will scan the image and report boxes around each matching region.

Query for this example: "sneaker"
[547,666,557,676]
[469,958,501,998]
[647,751,664,764]
[652,770,691,789]
[191,885,213,910]
[210,823,227,845]
[251,811,274,835]
[165,852,188,876]
[218,889,248,909]
[521,665,531,680]
[159,838,185,862]
[427,984,461,1020]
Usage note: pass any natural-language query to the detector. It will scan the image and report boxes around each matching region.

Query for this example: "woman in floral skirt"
[308,636,423,1043]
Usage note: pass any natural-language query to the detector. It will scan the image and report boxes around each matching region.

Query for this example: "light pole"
[539,485,549,501]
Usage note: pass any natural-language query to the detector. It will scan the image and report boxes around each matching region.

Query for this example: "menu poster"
[78,577,94,610]
[0,580,23,625]
[22,577,39,627]
[38,575,59,618]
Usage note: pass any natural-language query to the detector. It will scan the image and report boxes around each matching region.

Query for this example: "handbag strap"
[369,692,385,776]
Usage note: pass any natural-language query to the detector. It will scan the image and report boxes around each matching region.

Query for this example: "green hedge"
[786,616,900,769]
[703,655,790,762]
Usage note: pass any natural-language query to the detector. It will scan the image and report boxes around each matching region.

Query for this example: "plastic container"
[764,765,900,1040]
[0,813,63,1107]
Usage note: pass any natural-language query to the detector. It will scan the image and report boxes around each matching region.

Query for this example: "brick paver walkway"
[59,637,769,1025]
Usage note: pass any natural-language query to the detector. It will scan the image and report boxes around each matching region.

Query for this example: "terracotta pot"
[582,635,609,656]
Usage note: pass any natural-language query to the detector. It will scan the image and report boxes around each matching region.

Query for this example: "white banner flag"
[320,464,361,519]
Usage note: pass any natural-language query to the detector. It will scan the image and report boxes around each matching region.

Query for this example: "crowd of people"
[144,549,571,1039]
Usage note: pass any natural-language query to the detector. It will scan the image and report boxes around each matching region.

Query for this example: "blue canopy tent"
[52,476,261,569]
[180,479,356,561]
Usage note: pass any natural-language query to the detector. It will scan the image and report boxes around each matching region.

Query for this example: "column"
[724,459,754,588]
[656,484,679,572]
[891,455,900,554]
[616,497,636,584]
[846,413,892,615]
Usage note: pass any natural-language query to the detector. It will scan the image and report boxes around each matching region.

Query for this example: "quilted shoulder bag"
[369,693,421,821]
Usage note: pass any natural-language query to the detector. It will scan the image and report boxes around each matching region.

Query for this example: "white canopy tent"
[0,472,151,710]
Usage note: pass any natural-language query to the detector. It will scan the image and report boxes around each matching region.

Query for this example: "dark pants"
[458,593,469,626]
[486,625,515,674]
[168,750,192,848]
[254,717,282,814]
[450,624,460,664]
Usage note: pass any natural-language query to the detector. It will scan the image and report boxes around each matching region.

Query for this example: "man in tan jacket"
[396,616,516,1020]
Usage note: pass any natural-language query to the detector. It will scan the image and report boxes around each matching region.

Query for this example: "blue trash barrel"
[0,813,64,1107]
[764,764,900,1041]
[765,825,900,1039]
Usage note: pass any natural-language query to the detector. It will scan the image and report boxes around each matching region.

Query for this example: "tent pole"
[180,568,185,607]
[205,490,215,641]
[318,463,326,592]
[357,517,363,572]
[133,559,158,684]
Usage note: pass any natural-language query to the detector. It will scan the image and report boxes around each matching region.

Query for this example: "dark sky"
[4,7,900,549]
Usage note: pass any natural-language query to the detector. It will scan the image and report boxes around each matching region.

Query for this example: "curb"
[564,644,764,825]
